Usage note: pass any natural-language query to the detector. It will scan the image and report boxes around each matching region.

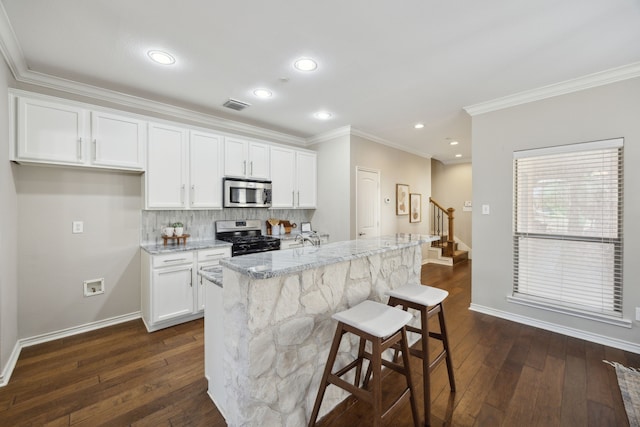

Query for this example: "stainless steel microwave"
[223,178,272,208]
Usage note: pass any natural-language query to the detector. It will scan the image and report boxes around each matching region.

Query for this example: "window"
[512,138,623,322]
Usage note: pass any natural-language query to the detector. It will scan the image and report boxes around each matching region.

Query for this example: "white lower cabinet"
[141,246,230,332]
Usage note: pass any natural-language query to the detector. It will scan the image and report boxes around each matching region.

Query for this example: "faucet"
[295,231,321,247]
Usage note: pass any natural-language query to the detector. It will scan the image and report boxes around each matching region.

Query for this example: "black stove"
[216,220,280,256]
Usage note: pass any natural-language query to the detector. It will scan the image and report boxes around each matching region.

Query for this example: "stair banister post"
[447,207,455,257]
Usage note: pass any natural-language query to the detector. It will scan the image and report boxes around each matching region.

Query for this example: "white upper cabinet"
[12,93,145,171]
[146,125,224,209]
[295,151,317,208]
[224,137,270,180]
[269,146,317,209]
[16,96,87,165]
[91,111,145,170]
[189,130,223,209]
[146,123,188,209]
[270,146,296,208]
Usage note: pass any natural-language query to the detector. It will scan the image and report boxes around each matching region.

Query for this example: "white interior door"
[356,167,380,238]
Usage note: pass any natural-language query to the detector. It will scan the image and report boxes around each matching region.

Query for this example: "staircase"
[427,197,469,266]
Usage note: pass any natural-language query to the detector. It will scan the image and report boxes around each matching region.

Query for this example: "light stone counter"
[141,238,231,254]
[207,234,439,426]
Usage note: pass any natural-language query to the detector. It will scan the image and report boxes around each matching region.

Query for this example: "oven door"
[224,178,272,208]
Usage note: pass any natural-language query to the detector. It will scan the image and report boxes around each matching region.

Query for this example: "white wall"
[471,77,640,349]
[431,160,472,249]
[0,55,18,382]
[313,135,350,242]
[16,166,142,338]
[350,135,431,239]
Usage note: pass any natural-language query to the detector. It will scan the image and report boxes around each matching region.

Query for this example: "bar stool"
[308,300,420,427]
[386,284,456,427]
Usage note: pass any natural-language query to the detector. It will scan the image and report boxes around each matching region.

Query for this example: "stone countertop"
[199,266,223,287]
[141,239,232,255]
[220,233,439,280]
[271,231,329,241]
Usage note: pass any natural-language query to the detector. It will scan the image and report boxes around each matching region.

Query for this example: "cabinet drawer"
[152,251,194,268]
[198,247,231,262]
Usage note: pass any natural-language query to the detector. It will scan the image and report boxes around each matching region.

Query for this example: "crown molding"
[306,125,353,144]
[307,125,432,158]
[464,61,640,116]
[351,128,432,159]
[0,2,27,77]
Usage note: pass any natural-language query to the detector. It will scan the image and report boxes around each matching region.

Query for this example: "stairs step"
[452,250,469,264]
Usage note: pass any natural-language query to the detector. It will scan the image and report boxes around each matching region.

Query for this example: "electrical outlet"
[72,221,84,234]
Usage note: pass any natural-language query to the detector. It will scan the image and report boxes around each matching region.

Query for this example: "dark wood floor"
[0,260,635,426]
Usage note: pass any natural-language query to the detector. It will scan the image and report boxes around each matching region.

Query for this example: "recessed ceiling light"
[294,57,318,71]
[414,123,424,129]
[253,88,273,98]
[450,141,459,146]
[147,50,175,65]
[314,111,332,120]
[455,154,462,158]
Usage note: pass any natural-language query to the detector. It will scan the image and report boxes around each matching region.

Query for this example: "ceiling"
[1,0,640,163]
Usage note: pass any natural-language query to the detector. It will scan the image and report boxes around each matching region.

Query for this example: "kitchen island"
[204,234,438,427]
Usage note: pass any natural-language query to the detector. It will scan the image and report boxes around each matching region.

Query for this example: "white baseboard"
[19,311,142,349]
[0,340,22,387]
[469,303,640,354]
[0,311,141,387]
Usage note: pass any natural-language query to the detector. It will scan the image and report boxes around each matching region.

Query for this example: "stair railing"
[429,197,455,257]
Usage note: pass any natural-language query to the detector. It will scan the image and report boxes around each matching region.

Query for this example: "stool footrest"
[382,388,412,421]
[328,374,371,403]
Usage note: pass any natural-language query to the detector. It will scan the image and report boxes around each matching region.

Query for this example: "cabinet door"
[296,151,317,208]
[190,131,223,208]
[224,137,248,178]
[152,265,194,323]
[147,123,187,208]
[248,141,270,179]
[91,111,145,170]
[16,97,86,164]
[270,146,296,208]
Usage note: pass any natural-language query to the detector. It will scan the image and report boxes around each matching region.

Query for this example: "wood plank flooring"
[0,260,636,426]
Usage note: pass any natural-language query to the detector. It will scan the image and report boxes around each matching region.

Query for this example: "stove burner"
[216,219,281,256]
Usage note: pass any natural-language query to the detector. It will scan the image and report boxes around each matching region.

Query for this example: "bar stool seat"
[386,284,455,427]
[308,300,420,427]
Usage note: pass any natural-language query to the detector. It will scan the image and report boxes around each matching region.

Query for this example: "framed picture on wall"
[410,193,422,223]
[396,184,410,215]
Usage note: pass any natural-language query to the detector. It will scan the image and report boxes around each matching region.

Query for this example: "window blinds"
[513,138,623,318]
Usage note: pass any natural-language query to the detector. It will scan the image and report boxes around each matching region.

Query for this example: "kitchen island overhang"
[204,234,439,427]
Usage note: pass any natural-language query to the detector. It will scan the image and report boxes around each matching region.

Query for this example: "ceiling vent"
[223,98,251,111]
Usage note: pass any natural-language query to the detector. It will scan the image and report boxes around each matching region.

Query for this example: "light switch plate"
[482,204,490,215]
[72,221,84,233]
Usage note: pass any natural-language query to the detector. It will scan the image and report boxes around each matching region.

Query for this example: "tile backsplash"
[141,209,315,245]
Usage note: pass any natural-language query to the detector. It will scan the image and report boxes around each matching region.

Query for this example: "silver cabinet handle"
[292,191,295,206]
[359,232,366,236]
[297,191,300,206]
[250,161,253,176]
[205,253,224,258]
[181,184,185,204]
[163,258,187,263]
[243,160,247,175]
[93,139,97,161]
[78,137,83,159]
[190,184,195,205]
